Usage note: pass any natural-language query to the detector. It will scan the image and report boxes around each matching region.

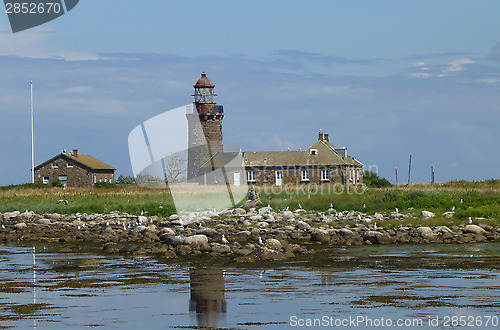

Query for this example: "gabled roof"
[203,140,362,169]
[35,152,116,171]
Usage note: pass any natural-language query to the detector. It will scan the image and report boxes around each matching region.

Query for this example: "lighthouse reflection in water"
[189,267,227,327]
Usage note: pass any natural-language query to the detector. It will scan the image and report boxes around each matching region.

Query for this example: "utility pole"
[431,166,435,184]
[31,80,34,184]
[407,154,412,185]
[395,167,398,185]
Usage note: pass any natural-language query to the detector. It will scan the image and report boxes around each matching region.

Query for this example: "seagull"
[395,208,399,214]
[363,203,366,209]
[298,203,302,209]
[449,206,455,211]
[460,199,464,204]
[374,223,377,230]
[468,217,472,224]
[77,226,81,230]
[258,237,264,245]
[56,199,69,205]
[285,206,289,211]
[221,234,229,244]
[357,214,361,220]
[330,203,333,209]
[140,210,144,215]
[150,218,153,224]
[159,205,163,209]
[123,223,127,230]
[106,222,109,227]
[1,224,5,229]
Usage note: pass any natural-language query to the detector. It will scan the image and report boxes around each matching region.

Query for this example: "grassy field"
[0,181,498,226]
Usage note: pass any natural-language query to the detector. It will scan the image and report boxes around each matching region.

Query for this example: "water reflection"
[189,266,227,328]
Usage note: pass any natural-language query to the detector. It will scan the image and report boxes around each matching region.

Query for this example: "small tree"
[115,174,136,185]
[164,152,187,184]
[363,171,392,188]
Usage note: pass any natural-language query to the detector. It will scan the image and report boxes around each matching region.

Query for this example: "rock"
[310,229,330,242]
[373,213,384,221]
[434,226,453,234]
[165,235,186,247]
[234,231,252,243]
[3,211,20,220]
[44,213,62,221]
[295,221,311,230]
[420,211,435,219]
[249,215,263,222]
[232,208,246,215]
[159,227,176,237]
[257,221,269,228]
[363,231,393,244]
[282,210,295,220]
[185,234,209,247]
[416,226,436,240]
[196,227,218,237]
[443,211,454,218]
[13,223,27,230]
[137,216,148,224]
[212,243,231,254]
[169,214,179,221]
[37,219,52,225]
[133,225,148,233]
[339,228,354,236]
[265,238,282,250]
[464,225,486,235]
[258,206,272,214]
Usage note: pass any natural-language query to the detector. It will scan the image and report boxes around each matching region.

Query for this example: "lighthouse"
[186,72,224,182]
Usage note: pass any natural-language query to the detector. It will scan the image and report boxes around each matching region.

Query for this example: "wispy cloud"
[409,58,474,79]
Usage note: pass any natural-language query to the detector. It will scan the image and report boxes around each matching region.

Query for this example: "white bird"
[259,270,265,279]
[258,237,264,245]
[460,199,464,204]
[285,206,289,211]
[468,217,472,224]
[56,199,69,205]
[374,222,377,230]
[221,235,229,244]
[298,203,302,209]
[1,224,5,229]
[395,208,399,214]
[150,218,153,224]
[123,223,127,230]
[330,203,333,208]
[77,226,81,230]
[159,205,163,208]
[106,222,109,227]
[357,214,361,220]
[363,203,366,209]
[141,210,144,215]
[449,206,455,211]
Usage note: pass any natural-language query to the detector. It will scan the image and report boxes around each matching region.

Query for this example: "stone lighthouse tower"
[186,72,224,182]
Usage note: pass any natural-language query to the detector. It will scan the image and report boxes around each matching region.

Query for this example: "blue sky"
[1,0,500,185]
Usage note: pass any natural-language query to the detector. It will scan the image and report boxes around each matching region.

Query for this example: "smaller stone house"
[34,149,116,187]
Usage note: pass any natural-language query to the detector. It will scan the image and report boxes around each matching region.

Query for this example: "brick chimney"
[318,132,324,141]
[324,134,329,142]
[73,149,78,157]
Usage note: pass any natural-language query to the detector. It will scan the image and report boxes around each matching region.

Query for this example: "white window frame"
[43,176,50,184]
[67,163,74,168]
[301,169,310,182]
[309,149,317,156]
[51,163,58,169]
[247,170,256,182]
[321,169,330,181]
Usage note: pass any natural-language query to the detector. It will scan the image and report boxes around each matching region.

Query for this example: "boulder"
[159,227,176,237]
[464,225,486,235]
[295,221,311,231]
[3,211,20,220]
[234,231,252,243]
[363,230,393,244]
[257,221,269,228]
[232,208,246,215]
[185,234,209,247]
[37,219,52,225]
[13,222,27,230]
[264,238,282,250]
[282,210,295,221]
[416,226,436,240]
[420,211,435,219]
[169,214,179,221]
[373,213,384,221]
[310,229,330,242]
[133,225,148,233]
[339,228,354,236]
[196,227,218,237]
[165,235,186,247]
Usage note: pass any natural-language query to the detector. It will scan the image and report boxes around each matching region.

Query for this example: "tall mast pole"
[31,81,34,184]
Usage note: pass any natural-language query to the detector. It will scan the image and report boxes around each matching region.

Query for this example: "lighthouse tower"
[186,72,224,182]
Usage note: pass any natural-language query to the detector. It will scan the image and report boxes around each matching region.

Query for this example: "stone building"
[34,149,116,187]
[187,73,363,187]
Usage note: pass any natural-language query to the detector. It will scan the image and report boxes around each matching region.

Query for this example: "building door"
[58,175,67,187]
[275,170,283,186]
[233,172,241,187]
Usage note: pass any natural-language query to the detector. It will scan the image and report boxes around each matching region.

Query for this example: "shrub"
[363,171,392,188]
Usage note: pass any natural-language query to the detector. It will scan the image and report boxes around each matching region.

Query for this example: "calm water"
[0,243,498,329]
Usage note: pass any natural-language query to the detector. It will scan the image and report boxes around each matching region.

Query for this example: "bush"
[115,175,136,185]
[364,171,392,188]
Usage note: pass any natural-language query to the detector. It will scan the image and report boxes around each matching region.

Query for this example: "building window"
[247,170,256,182]
[321,169,330,181]
[43,176,49,184]
[301,170,310,182]
[51,163,58,169]
[310,149,317,155]
[67,163,74,168]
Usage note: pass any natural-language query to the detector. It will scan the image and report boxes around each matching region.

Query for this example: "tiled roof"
[63,153,116,170]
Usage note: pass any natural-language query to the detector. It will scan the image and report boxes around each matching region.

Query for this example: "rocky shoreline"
[1,207,499,262]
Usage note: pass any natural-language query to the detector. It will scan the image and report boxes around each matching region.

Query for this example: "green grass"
[0,181,498,223]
